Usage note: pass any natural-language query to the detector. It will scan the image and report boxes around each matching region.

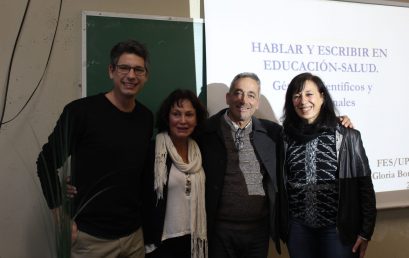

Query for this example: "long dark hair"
[156,89,208,138]
[282,72,338,135]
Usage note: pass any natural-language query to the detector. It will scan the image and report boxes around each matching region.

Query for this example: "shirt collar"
[223,110,252,130]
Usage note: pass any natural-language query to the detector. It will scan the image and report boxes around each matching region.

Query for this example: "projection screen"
[204,0,409,209]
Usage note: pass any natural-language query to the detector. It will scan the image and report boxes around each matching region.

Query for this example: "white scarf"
[154,132,208,258]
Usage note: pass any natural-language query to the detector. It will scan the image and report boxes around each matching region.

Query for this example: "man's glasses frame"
[115,64,146,76]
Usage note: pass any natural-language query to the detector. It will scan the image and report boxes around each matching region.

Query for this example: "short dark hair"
[282,72,338,132]
[156,89,208,138]
[110,39,150,72]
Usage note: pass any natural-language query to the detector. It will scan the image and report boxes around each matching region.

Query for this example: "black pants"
[209,221,269,258]
[146,234,191,258]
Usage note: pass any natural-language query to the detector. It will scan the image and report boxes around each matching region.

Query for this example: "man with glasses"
[37,39,153,258]
[197,72,283,258]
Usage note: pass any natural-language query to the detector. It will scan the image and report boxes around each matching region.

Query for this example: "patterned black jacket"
[279,125,377,244]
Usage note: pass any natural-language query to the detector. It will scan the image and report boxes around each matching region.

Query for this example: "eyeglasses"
[115,64,146,75]
[234,128,244,150]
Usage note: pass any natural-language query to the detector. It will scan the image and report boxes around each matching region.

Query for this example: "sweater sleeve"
[141,142,156,245]
[36,103,79,209]
[354,131,377,240]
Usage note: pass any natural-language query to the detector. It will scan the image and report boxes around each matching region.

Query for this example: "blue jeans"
[287,220,358,258]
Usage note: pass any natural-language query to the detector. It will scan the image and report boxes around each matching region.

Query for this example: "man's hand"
[51,208,60,224]
[71,221,78,243]
[339,115,354,128]
[352,236,369,258]
[52,208,78,244]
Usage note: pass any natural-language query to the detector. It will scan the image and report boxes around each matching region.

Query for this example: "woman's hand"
[65,176,77,198]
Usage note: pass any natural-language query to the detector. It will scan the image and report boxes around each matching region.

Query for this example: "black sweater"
[37,93,153,238]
